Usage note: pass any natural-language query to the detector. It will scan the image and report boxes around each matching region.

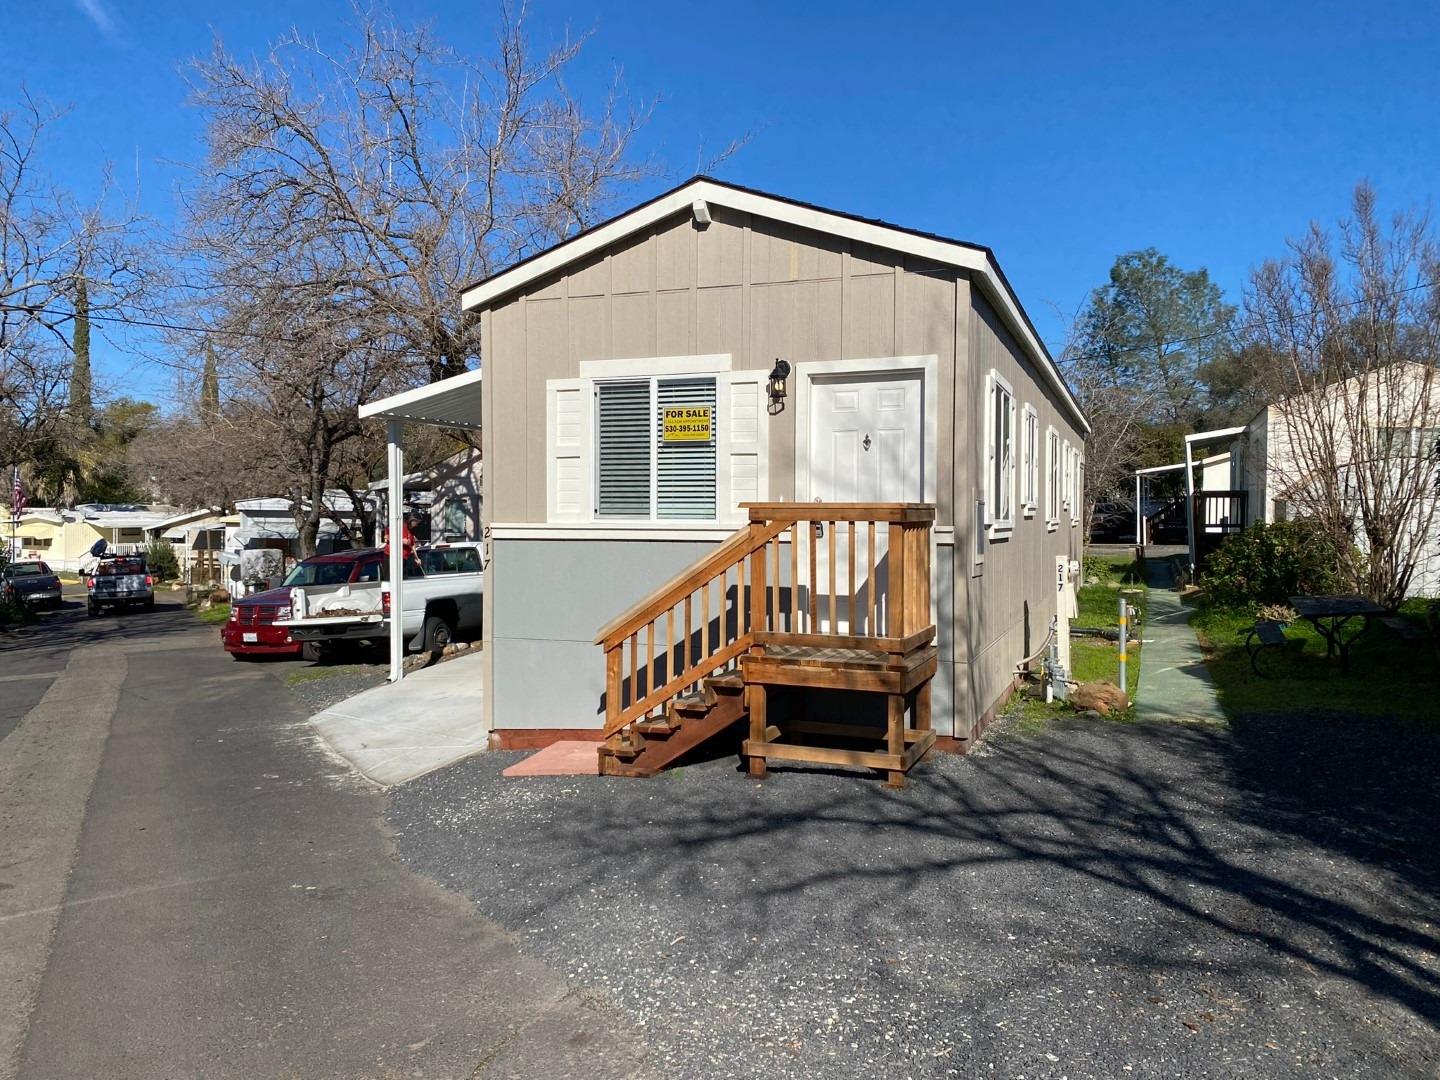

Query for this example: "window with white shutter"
[595,375,719,521]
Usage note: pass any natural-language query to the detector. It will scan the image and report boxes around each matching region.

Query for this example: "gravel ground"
[387,711,1440,1079]
[276,661,389,714]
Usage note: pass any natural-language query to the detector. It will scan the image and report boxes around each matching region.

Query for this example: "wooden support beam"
[748,682,768,779]
[886,693,906,788]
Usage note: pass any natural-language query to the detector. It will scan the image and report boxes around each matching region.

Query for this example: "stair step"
[706,671,745,693]
[672,688,716,715]
[606,736,645,761]
[635,717,679,737]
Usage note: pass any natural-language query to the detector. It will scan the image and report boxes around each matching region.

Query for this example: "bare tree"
[1,91,148,482]
[177,5,652,552]
[1244,183,1440,606]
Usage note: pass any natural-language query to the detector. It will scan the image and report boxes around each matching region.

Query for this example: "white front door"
[802,371,925,634]
[809,373,925,504]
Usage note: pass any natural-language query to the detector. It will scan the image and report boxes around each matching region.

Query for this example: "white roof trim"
[459,179,1088,434]
[1183,426,1246,444]
[1134,462,1186,476]
[359,367,483,430]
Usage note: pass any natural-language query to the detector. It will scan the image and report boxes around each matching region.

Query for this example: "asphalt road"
[1,595,647,1079]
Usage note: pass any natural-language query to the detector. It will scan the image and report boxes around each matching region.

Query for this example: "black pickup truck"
[1,560,63,609]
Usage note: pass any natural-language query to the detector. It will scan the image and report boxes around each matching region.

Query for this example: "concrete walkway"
[310,651,488,786]
[1136,559,1228,724]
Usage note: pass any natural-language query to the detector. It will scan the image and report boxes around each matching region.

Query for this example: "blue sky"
[4,0,1439,405]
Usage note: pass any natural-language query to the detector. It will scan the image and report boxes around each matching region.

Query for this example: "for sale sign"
[661,406,712,443]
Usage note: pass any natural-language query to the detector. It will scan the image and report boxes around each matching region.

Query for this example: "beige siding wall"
[481,207,961,525]
[954,292,1086,739]
[477,204,1088,742]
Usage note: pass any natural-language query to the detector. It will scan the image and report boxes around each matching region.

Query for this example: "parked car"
[222,548,387,661]
[278,541,484,658]
[2,559,63,609]
[87,554,154,616]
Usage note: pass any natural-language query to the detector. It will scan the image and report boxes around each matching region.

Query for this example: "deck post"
[748,683,768,779]
[886,693,905,788]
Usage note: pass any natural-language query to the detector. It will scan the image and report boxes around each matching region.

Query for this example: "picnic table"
[1288,594,1386,673]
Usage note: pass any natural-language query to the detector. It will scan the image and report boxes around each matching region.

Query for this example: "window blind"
[596,380,651,518]
[657,377,717,519]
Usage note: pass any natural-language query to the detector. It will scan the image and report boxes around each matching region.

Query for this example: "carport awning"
[359,368,482,430]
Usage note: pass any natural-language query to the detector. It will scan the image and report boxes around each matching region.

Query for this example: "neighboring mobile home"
[451,177,1089,750]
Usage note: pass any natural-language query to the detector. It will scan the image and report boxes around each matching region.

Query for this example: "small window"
[1046,426,1060,529]
[985,371,1016,533]
[355,562,382,583]
[1061,440,1073,513]
[1021,404,1039,515]
[596,376,717,521]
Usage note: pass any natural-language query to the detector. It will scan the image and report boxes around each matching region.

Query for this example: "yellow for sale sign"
[662,406,713,443]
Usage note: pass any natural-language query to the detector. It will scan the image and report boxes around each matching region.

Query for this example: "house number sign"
[661,406,713,443]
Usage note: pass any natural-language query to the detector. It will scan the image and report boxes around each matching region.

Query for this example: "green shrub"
[144,538,181,582]
[1199,520,1341,609]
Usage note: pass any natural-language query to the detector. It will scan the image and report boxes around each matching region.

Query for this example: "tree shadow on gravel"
[511,713,1440,1036]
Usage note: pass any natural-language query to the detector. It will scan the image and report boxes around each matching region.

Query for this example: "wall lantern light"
[767,358,791,415]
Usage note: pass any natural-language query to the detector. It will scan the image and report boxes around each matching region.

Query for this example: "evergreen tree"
[68,275,93,425]
[199,341,221,423]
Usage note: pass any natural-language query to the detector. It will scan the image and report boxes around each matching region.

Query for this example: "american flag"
[10,467,22,517]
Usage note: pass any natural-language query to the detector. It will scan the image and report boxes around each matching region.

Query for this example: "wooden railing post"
[605,645,622,734]
[888,522,907,639]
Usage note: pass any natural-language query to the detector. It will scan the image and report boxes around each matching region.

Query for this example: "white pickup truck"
[276,542,483,658]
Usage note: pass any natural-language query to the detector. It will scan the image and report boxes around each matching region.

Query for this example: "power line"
[8,275,1438,371]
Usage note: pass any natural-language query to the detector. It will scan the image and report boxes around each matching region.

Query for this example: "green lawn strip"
[1190,602,1437,722]
[195,603,231,625]
[1001,556,1148,735]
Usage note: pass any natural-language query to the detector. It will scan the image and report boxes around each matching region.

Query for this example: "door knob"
[863,434,872,451]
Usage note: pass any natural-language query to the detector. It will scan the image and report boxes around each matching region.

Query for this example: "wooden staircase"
[595,503,937,787]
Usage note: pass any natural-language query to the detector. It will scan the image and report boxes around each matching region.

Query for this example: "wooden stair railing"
[594,518,790,743]
[594,502,938,781]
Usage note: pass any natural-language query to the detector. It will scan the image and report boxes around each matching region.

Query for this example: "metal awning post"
[386,419,405,684]
[1183,439,1197,578]
[1134,472,1143,545]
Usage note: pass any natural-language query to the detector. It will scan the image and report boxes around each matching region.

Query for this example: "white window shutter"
[716,372,768,524]
[546,378,592,522]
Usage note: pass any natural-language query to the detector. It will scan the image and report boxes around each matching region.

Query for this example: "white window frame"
[984,369,1017,537]
[1045,425,1060,531]
[1061,439,1073,516]
[1073,452,1084,528]
[593,373,719,524]
[546,356,768,529]
[1021,403,1039,517]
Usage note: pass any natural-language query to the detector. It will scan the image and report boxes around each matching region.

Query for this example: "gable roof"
[460,175,1088,432]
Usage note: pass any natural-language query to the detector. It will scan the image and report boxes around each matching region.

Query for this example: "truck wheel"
[421,614,454,653]
[87,601,99,618]
[144,598,155,612]
[301,641,328,663]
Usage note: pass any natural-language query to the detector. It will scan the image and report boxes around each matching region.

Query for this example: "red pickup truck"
[222,548,385,660]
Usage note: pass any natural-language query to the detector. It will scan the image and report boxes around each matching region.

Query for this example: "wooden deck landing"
[595,503,940,786]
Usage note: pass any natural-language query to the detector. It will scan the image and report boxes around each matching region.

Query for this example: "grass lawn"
[1005,553,1148,733]
[1190,599,1438,722]
[195,603,231,625]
